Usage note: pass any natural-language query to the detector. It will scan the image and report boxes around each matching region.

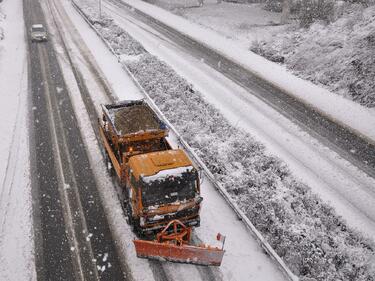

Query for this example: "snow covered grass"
[152,0,287,45]
[74,1,375,280]
[251,4,375,108]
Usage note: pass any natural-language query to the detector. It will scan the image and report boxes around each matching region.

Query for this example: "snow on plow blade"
[133,220,225,266]
[134,239,225,266]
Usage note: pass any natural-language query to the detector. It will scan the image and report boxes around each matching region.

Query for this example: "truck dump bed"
[102,101,168,142]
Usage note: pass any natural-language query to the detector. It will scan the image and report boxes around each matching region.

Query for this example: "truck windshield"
[140,170,197,207]
[32,27,45,32]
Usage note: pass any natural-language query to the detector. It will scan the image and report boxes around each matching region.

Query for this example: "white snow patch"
[0,0,35,280]
[142,165,193,183]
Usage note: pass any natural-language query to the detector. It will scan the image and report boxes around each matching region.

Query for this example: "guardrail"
[71,2,299,280]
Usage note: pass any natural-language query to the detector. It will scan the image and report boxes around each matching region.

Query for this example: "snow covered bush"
[264,0,335,26]
[251,4,375,107]
[93,20,146,56]
[298,0,335,27]
[73,0,145,56]
[264,0,283,12]
[75,1,375,279]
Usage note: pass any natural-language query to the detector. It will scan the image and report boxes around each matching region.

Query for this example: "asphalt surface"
[24,0,126,279]
[107,0,375,180]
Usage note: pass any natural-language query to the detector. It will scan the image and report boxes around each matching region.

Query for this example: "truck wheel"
[126,205,133,226]
[133,219,142,237]
[105,153,114,176]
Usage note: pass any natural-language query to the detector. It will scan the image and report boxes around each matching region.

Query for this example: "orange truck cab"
[99,100,202,236]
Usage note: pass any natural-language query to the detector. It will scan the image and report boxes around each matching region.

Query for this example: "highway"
[24,0,126,279]
[22,0,292,279]
[21,0,375,279]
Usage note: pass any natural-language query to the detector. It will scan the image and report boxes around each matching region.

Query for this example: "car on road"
[30,24,48,42]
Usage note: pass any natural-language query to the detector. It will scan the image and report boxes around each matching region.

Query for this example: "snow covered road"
[24,0,126,279]
[1,0,374,279]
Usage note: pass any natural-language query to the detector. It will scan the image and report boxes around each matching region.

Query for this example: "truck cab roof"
[32,24,44,29]
[129,149,194,181]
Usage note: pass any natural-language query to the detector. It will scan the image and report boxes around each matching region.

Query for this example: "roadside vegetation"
[75,1,375,280]
[252,0,375,107]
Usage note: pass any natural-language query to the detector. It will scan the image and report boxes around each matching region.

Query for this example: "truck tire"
[133,219,142,237]
[126,205,133,226]
[126,205,143,236]
[105,153,114,176]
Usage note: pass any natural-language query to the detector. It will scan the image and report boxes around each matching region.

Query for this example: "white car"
[31,24,48,42]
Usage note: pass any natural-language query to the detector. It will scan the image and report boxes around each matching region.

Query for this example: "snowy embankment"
[252,4,375,108]
[156,0,286,45]
[0,0,34,280]
[0,7,5,40]
[74,1,375,280]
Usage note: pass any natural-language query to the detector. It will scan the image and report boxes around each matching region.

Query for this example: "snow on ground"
[0,0,35,280]
[117,0,375,144]
[55,1,289,280]
[153,0,288,46]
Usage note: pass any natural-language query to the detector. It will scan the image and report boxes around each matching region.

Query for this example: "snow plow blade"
[133,220,225,266]
[134,239,225,266]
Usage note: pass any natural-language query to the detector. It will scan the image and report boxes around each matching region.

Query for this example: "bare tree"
[281,0,291,24]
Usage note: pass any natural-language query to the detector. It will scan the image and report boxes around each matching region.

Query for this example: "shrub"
[298,0,335,27]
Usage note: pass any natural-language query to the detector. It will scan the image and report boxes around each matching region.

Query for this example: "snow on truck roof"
[129,149,194,181]
[32,24,44,28]
[105,102,163,135]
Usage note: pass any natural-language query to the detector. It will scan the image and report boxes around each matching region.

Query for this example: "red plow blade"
[134,239,225,266]
[133,219,225,266]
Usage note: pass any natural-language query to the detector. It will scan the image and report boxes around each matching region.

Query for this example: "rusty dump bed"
[102,100,166,137]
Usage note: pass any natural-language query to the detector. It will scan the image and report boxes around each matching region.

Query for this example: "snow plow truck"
[99,100,225,266]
